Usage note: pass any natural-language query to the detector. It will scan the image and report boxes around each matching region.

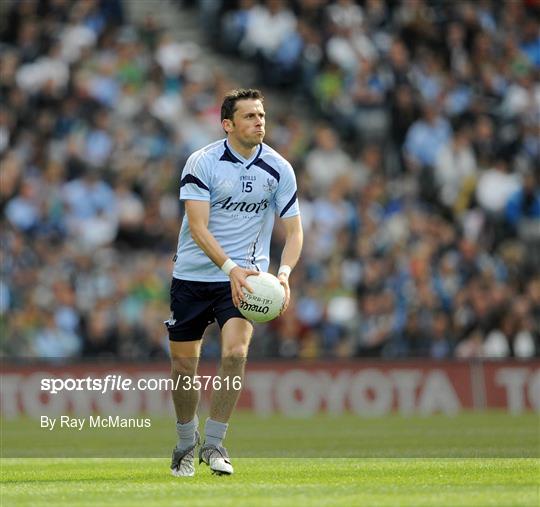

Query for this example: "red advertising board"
[1,360,538,418]
[481,362,540,413]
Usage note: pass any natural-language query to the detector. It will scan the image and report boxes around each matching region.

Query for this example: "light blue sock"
[204,418,228,447]
[176,415,198,451]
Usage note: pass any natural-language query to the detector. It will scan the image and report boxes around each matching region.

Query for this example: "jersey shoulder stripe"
[280,190,297,217]
[180,174,209,191]
[260,143,294,170]
[220,146,242,164]
[253,158,280,182]
[252,143,294,180]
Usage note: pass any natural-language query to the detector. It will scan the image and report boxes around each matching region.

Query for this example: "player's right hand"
[229,267,259,308]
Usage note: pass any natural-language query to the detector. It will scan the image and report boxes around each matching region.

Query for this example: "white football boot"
[199,443,234,475]
[170,431,199,477]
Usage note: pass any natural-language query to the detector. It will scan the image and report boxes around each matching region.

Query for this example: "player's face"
[226,99,266,148]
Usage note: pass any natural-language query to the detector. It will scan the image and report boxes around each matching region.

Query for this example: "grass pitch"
[1,412,539,506]
[2,412,538,458]
[1,458,538,507]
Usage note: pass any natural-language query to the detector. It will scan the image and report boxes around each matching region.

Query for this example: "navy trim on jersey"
[220,142,242,164]
[246,144,263,169]
[250,229,261,266]
[280,191,297,217]
[180,174,209,191]
[253,159,280,182]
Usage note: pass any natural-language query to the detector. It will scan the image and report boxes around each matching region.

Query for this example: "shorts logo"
[164,312,177,326]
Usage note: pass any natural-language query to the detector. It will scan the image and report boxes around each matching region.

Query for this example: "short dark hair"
[221,88,264,122]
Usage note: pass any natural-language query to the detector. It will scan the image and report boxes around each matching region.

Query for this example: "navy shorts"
[165,278,246,341]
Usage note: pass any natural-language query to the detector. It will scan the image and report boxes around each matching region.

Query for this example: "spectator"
[434,122,477,213]
[2,0,539,361]
[239,0,297,60]
[403,102,451,172]
[304,124,353,193]
[429,311,453,359]
[5,180,41,232]
[475,157,520,215]
[505,171,540,230]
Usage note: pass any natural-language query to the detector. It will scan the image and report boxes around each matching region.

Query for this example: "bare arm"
[277,214,303,313]
[185,200,229,268]
[185,200,258,307]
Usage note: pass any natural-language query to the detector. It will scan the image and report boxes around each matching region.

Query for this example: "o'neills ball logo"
[239,300,270,314]
[238,272,285,323]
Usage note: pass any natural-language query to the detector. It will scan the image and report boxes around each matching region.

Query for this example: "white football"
[239,272,285,323]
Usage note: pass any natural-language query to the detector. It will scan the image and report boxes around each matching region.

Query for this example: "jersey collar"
[223,140,262,168]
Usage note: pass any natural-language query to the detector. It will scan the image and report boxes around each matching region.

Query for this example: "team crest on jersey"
[263,178,277,194]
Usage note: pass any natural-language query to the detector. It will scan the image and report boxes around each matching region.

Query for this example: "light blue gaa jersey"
[173,139,300,282]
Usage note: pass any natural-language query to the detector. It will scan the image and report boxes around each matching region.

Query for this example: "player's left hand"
[277,272,290,314]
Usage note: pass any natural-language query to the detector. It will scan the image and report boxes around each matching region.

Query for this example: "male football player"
[167,89,302,476]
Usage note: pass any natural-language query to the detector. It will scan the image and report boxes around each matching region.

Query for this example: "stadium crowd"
[1,0,539,361]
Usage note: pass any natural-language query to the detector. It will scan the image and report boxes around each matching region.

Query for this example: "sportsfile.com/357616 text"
[40,375,243,394]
